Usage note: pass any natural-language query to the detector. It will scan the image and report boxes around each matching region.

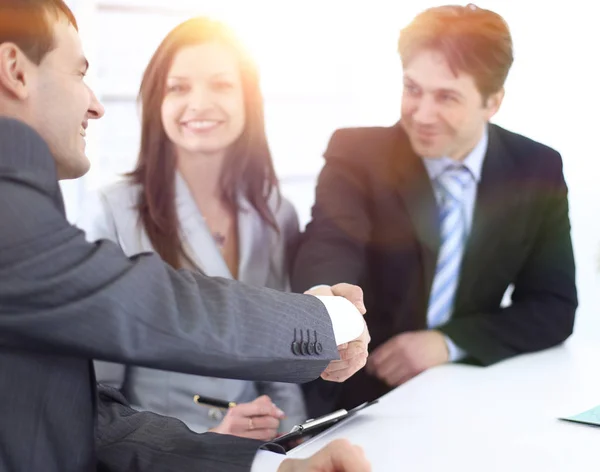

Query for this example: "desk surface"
[289,336,600,471]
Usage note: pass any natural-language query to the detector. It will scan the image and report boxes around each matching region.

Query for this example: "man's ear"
[484,87,505,120]
[0,43,31,100]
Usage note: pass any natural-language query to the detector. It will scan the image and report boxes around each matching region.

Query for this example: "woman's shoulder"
[266,190,298,230]
[98,178,141,210]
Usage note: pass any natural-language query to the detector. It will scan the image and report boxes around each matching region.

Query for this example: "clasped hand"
[304,283,370,382]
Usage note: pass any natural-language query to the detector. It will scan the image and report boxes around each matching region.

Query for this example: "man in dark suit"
[0,1,371,471]
[292,4,577,415]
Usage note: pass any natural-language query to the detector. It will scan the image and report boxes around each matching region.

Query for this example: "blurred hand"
[210,395,285,441]
[278,439,371,472]
[366,330,449,387]
[305,283,370,382]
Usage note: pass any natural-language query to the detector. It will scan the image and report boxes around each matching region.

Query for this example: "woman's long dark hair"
[128,17,279,268]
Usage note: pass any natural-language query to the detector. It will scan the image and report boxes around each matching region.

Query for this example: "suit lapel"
[392,125,441,294]
[174,173,232,278]
[455,125,520,310]
[236,197,271,286]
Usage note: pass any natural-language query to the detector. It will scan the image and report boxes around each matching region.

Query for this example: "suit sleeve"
[439,153,578,365]
[76,189,129,389]
[0,176,338,384]
[96,384,284,472]
[291,130,372,292]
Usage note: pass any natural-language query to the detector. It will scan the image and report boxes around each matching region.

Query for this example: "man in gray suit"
[0,1,371,471]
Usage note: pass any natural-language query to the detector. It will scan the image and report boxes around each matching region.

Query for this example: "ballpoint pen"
[193,394,236,409]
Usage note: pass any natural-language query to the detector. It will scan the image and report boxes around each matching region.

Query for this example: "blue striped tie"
[427,166,472,328]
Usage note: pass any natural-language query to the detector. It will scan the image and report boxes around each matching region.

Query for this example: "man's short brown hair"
[398,3,513,99]
[0,0,77,65]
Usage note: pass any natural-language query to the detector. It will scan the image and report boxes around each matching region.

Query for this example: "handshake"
[277,283,372,472]
[304,283,371,383]
[213,284,372,471]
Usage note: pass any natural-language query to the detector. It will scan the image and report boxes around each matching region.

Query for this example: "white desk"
[289,336,600,471]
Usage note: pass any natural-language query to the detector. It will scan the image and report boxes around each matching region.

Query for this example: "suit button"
[315,342,323,354]
[301,342,309,355]
[307,342,315,355]
[292,342,302,355]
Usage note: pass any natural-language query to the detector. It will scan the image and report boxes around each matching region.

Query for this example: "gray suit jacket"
[96,384,283,472]
[79,177,307,433]
[0,117,337,472]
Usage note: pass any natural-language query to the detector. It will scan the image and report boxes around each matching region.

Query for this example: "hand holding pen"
[202,394,286,441]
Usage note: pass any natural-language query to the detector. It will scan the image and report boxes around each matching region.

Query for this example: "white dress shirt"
[251,295,365,471]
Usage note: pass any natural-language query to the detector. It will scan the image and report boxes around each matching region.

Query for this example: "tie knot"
[437,165,471,204]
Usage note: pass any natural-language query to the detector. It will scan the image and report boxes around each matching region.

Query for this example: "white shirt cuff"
[444,335,467,362]
[314,295,365,345]
[251,450,287,471]
[309,284,331,291]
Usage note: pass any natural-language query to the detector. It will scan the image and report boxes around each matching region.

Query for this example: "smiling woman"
[78,16,309,440]
[161,42,246,168]
[131,17,277,270]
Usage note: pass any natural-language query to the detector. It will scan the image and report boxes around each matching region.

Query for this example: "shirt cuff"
[251,450,287,471]
[314,295,365,345]
[444,335,467,362]
[309,284,331,291]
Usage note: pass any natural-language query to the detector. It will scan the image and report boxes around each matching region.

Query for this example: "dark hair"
[128,17,279,269]
[0,0,77,64]
[398,3,513,99]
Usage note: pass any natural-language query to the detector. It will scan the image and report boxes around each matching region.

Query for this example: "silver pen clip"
[290,409,349,433]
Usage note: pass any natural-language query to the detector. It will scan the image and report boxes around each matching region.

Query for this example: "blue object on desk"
[560,404,600,427]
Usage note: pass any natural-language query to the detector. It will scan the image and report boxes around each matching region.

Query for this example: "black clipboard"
[273,400,378,451]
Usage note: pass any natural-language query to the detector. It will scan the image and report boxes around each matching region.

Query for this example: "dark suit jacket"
[0,117,338,471]
[292,123,577,415]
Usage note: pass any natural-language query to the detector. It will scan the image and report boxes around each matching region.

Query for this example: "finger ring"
[248,418,254,431]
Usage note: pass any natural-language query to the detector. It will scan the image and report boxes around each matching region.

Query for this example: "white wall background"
[64,0,599,341]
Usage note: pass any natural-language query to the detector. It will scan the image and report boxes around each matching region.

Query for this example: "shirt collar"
[421,124,489,183]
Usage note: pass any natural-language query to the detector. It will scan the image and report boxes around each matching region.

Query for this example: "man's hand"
[210,395,284,441]
[304,283,370,382]
[305,283,366,314]
[366,330,449,387]
[278,439,371,472]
